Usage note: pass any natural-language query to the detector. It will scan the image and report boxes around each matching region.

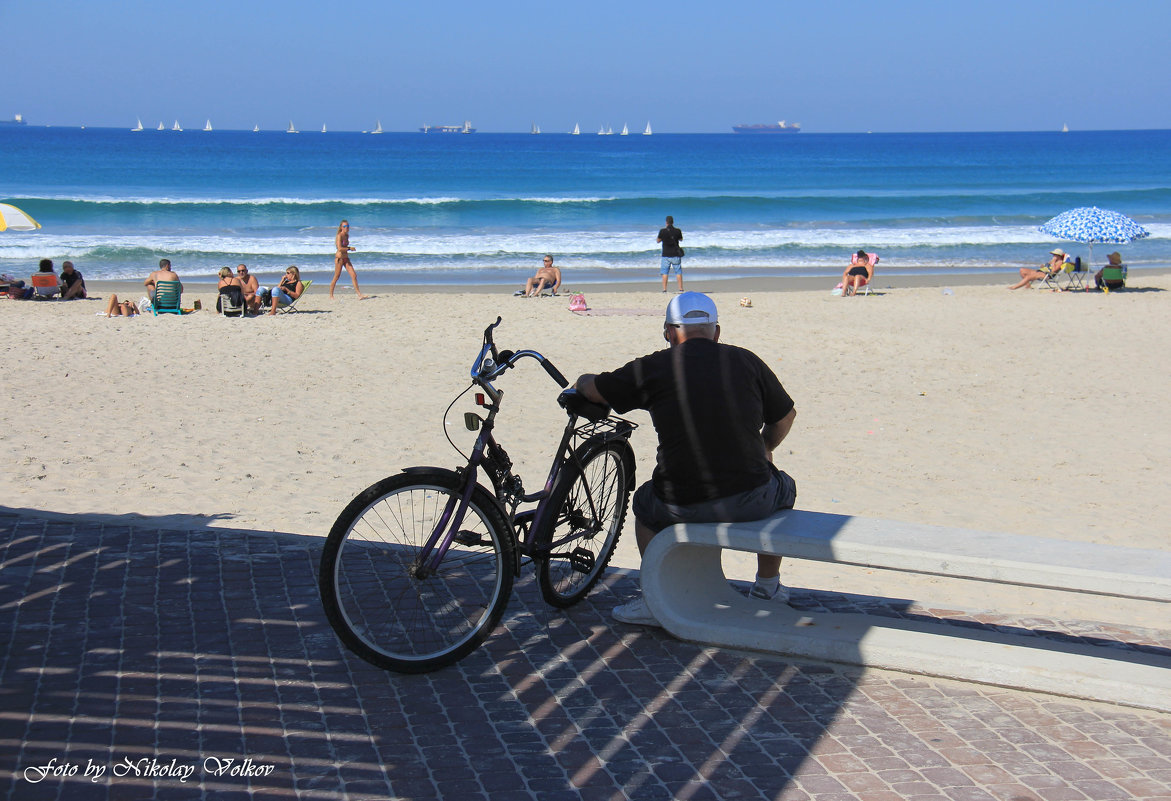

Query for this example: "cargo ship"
[0,113,28,127]
[419,121,476,133]
[732,120,800,133]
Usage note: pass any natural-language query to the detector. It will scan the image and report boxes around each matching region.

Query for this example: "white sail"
[322,124,327,133]
[1062,122,1069,133]
[598,125,605,135]
[203,119,212,132]
[157,121,165,131]
[531,122,539,134]
[132,118,143,132]
[571,123,580,135]
[620,123,628,135]
[372,120,383,134]
[287,120,297,133]
[253,124,259,132]
[172,120,182,131]
[643,121,652,136]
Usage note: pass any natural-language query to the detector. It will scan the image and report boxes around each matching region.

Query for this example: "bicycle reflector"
[475,393,487,406]
[464,412,482,431]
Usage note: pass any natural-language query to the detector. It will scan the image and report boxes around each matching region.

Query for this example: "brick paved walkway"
[1,509,1169,800]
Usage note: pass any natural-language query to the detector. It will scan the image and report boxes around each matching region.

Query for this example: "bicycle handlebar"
[471,318,569,392]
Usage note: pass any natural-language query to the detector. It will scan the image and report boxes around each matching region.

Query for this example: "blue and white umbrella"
[1038,206,1149,264]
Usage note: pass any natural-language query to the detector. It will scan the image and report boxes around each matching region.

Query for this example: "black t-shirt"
[60,270,83,288]
[658,226,683,258]
[594,338,794,504]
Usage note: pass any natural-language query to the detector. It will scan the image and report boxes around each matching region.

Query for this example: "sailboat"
[620,123,628,136]
[371,120,383,134]
[172,120,182,131]
[571,123,580,135]
[132,118,144,132]
[531,122,540,134]
[252,124,259,132]
[286,120,298,134]
[1062,122,1069,133]
[157,121,165,131]
[203,119,212,132]
[643,121,652,136]
[321,124,327,133]
[597,125,607,135]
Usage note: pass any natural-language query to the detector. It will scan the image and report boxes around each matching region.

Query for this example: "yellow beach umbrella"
[0,203,41,231]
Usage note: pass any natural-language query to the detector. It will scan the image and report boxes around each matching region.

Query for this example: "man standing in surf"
[330,220,370,300]
[657,215,684,293]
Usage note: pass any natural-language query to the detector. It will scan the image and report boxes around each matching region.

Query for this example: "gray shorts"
[633,468,797,534]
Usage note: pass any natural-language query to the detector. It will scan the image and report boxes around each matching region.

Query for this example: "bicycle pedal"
[453,530,485,546]
[569,547,595,574]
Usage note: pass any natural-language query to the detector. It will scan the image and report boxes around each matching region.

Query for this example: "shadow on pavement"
[2,506,1168,800]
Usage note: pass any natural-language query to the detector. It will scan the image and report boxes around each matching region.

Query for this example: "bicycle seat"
[557,389,611,422]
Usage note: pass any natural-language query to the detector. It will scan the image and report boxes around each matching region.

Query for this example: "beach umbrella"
[1038,206,1148,264]
[0,203,41,231]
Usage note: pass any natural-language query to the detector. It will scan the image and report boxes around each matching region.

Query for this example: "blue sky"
[3,0,1168,133]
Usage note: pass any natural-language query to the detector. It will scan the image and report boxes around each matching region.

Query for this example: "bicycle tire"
[534,439,632,608]
[320,470,515,673]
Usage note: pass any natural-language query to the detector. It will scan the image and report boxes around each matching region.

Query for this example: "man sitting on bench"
[573,292,798,626]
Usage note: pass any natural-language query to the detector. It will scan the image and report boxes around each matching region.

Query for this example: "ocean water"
[1,127,1168,286]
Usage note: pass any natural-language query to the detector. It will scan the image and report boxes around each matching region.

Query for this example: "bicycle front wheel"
[320,470,515,673]
[535,440,632,608]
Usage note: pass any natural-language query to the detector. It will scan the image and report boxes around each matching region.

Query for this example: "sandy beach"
[4,272,1169,624]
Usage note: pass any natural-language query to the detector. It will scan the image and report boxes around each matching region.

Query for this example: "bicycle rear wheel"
[320,470,514,673]
[534,440,632,608]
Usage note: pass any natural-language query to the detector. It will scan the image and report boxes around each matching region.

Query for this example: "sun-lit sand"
[5,272,1169,625]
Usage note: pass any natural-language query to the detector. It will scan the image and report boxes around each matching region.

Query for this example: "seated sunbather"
[1094,252,1127,290]
[268,265,304,315]
[1010,249,1064,290]
[840,250,877,297]
[216,266,246,313]
[523,256,562,297]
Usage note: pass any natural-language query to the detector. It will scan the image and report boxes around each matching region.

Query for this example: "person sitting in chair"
[144,258,182,302]
[268,265,304,315]
[32,259,60,299]
[1009,249,1064,290]
[216,266,246,313]
[840,250,877,297]
[523,255,562,297]
[1094,252,1127,290]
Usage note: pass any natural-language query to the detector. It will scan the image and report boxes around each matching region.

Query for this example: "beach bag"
[568,293,588,312]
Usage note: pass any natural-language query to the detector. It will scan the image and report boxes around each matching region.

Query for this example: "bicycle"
[319,317,637,673]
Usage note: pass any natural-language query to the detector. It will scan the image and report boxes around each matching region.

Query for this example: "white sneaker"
[749,582,791,604]
[612,597,660,627]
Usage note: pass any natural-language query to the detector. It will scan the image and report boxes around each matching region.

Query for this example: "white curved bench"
[640,510,1171,712]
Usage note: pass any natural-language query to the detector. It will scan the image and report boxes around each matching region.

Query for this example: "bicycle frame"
[414,317,632,578]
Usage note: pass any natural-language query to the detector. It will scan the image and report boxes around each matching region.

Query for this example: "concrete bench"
[640,510,1171,713]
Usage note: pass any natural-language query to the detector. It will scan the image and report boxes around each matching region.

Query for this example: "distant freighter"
[0,113,28,127]
[420,121,476,134]
[732,120,800,133]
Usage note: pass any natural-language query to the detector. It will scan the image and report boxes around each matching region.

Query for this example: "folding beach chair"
[30,273,60,299]
[1098,266,1126,293]
[217,286,246,317]
[151,280,183,316]
[1043,257,1086,291]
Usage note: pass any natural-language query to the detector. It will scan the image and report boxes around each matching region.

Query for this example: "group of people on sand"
[3,259,88,300]
[1009,248,1127,291]
[101,259,307,317]
[213,263,305,316]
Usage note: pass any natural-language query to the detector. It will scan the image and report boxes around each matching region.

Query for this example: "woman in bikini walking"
[330,219,369,299]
